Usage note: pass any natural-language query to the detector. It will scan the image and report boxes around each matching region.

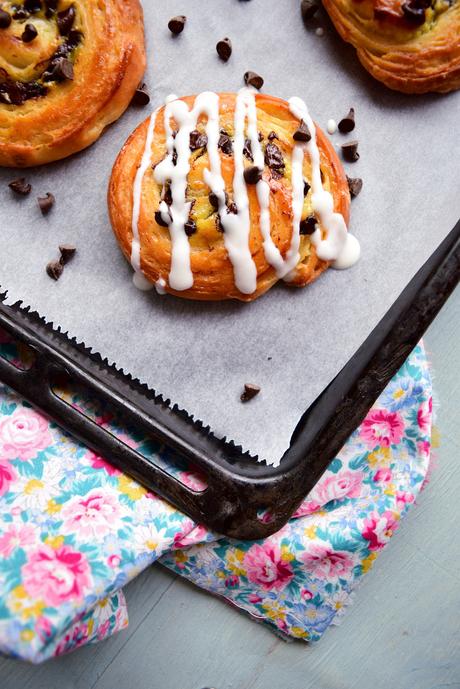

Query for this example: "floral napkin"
[0,332,432,662]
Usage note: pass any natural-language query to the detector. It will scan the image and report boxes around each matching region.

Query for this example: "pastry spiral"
[108,91,352,302]
[0,0,145,167]
[322,0,460,93]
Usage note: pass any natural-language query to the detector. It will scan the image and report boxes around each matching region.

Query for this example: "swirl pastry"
[322,0,460,93]
[109,90,357,302]
[0,0,145,167]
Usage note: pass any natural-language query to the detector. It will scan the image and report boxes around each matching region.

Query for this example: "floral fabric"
[0,331,433,662]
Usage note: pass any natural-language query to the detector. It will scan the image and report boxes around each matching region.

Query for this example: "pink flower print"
[302,543,357,582]
[395,491,415,511]
[87,451,121,477]
[417,440,431,457]
[0,460,17,497]
[312,470,363,507]
[173,524,208,550]
[301,588,313,600]
[243,543,294,591]
[373,468,392,483]
[225,575,239,588]
[0,408,53,460]
[22,544,92,606]
[107,554,121,568]
[362,510,400,551]
[36,615,53,642]
[178,470,207,492]
[417,397,432,434]
[248,593,263,604]
[360,409,405,448]
[61,489,122,540]
[0,523,36,558]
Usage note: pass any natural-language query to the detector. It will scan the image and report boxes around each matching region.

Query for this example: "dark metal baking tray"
[0,219,458,539]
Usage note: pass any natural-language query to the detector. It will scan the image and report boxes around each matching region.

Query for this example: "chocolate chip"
[22,24,38,42]
[264,142,285,172]
[338,108,355,133]
[341,140,360,162]
[240,383,261,402]
[293,120,311,142]
[243,138,253,161]
[401,1,426,23]
[184,219,197,237]
[65,29,82,49]
[172,150,178,166]
[57,5,76,35]
[301,0,320,21]
[216,215,225,233]
[13,8,29,19]
[303,179,311,196]
[258,131,264,142]
[267,130,278,141]
[216,37,232,61]
[45,0,58,13]
[161,184,172,206]
[228,202,238,214]
[218,130,233,155]
[0,9,11,28]
[59,244,76,264]
[46,57,74,82]
[131,83,150,106]
[244,71,264,90]
[46,260,64,281]
[168,15,186,34]
[209,191,228,209]
[189,129,208,150]
[299,215,318,235]
[155,210,169,227]
[24,0,42,12]
[243,165,262,185]
[347,176,363,198]
[9,178,31,196]
[37,192,55,215]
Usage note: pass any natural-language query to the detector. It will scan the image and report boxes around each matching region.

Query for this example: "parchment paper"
[0,0,459,464]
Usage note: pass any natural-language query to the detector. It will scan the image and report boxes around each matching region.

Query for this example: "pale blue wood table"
[1,288,459,689]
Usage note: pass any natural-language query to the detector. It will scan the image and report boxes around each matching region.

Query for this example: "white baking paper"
[0,0,459,464]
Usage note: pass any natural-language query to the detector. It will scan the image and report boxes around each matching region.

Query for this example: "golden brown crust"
[0,0,146,167]
[322,0,460,93]
[108,93,350,302]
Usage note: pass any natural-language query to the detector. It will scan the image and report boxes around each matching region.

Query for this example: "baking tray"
[0,220,458,539]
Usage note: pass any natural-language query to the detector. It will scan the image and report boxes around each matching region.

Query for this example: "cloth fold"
[0,332,432,662]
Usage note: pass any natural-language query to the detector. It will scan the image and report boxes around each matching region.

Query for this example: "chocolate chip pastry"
[0,0,146,166]
[108,91,354,302]
[322,0,460,93]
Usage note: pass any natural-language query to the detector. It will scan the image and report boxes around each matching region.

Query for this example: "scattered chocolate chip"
[243,138,253,161]
[301,0,320,21]
[24,0,42,12]
[0,9,11,28]
[299,215,318,235]
[347,176,363,198]
[189,129,208,150]
[216,37,232,61]
[209,191,228,209]
[303,179,311,196]
[37,192,55,215]
[57,5,76,35]
[155,210,169,227]
[59,244,76,264]
[65,29,82,49]
[243,165,262,185]
[8,178,31,196]
[244,71,264,90]
[401,1,426,24]
[45,0,58,13]
[258,131,264,142]
[46,260,64,281]
[228,202,238,214]
[240,383,261,402]
[131,83,150,106]
[172,150,178,166]
[216,215,225,233]
[22,23,38,43]
[168,15,186,34]
[184,219,197,237]
[338,108,355,133]
[161,184,172,206]
[341,140,360,162]
[218,130,233,155]
[13,8,29,20]
[264,142,285,173]
[267,130,278,141]
[293,120,311,142]
[47,57,74,82]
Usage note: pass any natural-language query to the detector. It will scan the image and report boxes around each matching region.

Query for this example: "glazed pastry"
[322,0,460,93]
[109,90,357,302]
[0,0,145,167]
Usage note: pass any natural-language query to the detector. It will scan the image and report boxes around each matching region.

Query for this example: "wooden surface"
[1,287,459,688]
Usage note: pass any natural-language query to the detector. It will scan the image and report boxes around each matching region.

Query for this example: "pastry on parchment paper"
[109,90,358,302]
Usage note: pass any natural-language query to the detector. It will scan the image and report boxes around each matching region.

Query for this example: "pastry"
[322,0,460,93]
[109,90,357,302]
[0,0,146,167]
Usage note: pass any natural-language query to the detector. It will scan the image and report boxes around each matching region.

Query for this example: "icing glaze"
[327,118,337,134]
[132,91,360,295]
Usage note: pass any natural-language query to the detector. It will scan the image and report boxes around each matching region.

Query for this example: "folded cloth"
[0,332,432,662]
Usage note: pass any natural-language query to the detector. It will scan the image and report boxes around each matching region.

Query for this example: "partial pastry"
[0,0,146,167]
[322,0,460,93]
[109,90,357,302]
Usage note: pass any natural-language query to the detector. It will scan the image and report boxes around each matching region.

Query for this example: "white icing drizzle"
[327,118,337,134]
[132,272,153,291]
[155,277,167,294]
[131,91,359,295]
